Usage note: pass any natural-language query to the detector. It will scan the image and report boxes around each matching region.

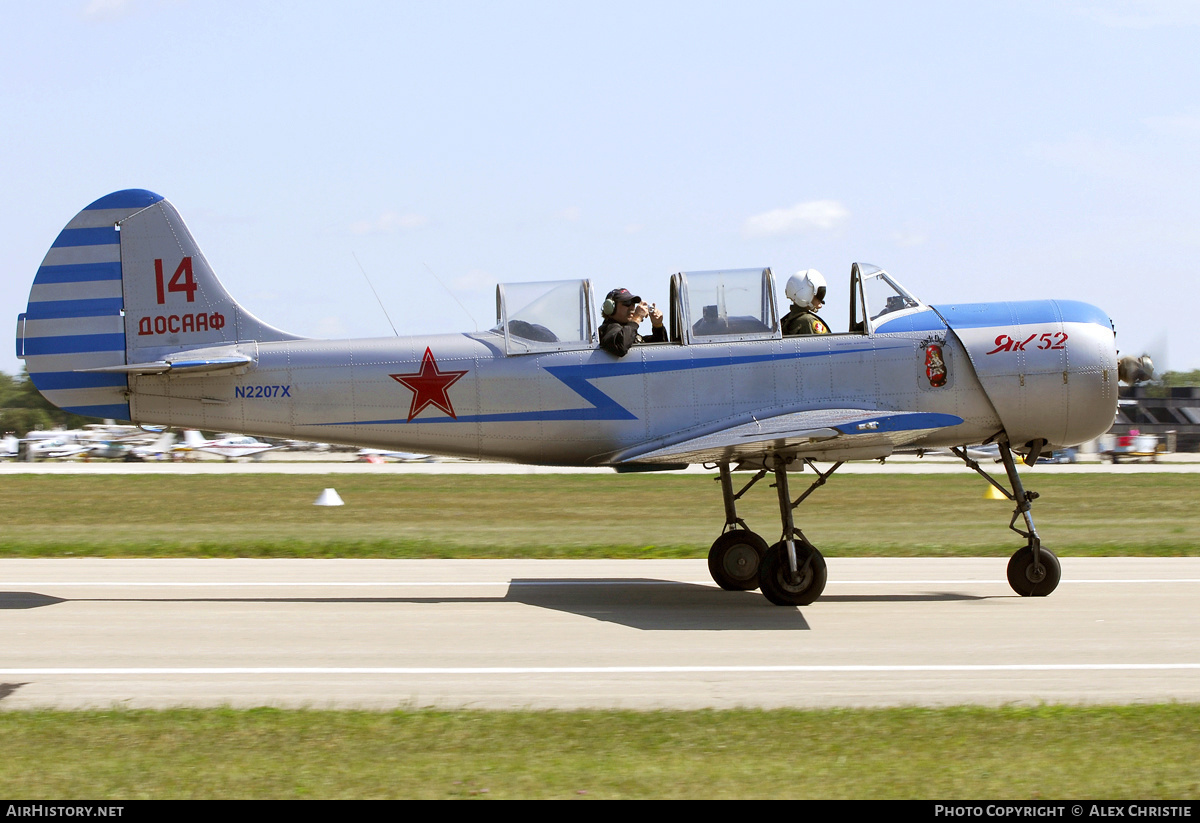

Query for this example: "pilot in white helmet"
[781,269,830,335]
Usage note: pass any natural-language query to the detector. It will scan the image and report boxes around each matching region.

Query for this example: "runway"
[4,452,1199,474]
[3,558,1198,710]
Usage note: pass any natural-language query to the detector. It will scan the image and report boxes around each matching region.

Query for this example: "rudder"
[16,190,158,420]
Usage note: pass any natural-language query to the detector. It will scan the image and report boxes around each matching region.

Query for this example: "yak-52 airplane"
[15,190,1120,605]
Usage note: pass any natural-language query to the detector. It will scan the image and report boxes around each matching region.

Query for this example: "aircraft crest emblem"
[920,336,948,388]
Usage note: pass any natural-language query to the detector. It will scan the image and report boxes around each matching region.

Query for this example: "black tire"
[758,540,827,606]
[1007,545,1061,596]
[708,530,768,591]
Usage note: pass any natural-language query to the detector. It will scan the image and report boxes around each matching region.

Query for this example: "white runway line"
[2,664,1199,676]
[5,578,1200,587]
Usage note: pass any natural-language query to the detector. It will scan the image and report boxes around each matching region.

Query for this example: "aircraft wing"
[615,409,964,467]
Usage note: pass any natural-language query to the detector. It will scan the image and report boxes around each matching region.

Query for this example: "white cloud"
[742,200,850,238]
[1075,1,1200,29]
[892,231,928,248]
[82,0,137,20]
[314,316,350,338]
[349,211,429,235]
[561,206,582,222]
[450,268,495,293]
[1029,134,1147,181]
[1143,114,1200,137]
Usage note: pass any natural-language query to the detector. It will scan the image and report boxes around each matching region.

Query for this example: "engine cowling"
[934,300,1118,449]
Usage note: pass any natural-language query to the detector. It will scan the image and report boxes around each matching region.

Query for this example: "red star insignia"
[389,347,469,422]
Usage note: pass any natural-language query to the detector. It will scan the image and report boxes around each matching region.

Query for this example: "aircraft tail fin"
[16,189,302,421]
[182,429,207,449]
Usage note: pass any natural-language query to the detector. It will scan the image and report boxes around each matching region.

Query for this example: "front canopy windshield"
[494,279,595,354]
[852,264,926,333]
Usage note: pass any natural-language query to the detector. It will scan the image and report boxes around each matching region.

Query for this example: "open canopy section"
[494,279,597,355]
[671,267,779,344]
[850,263,932,334]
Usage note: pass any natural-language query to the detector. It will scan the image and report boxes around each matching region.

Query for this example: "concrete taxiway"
[2,558,1197,710]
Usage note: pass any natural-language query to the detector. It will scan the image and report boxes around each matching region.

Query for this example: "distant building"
[1113,385,1200,452]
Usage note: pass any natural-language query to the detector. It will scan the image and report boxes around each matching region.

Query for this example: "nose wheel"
[953,438,1063,597]
[1007,544,1061,596]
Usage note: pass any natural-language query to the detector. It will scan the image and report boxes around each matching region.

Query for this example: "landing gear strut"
[953,439,1062,597]
[707,458,836,605]
[707,464,768,591]
[758,457,834,606]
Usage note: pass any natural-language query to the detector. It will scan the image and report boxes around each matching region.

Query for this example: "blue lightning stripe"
[315,345,886,427]
[873,310,947,334]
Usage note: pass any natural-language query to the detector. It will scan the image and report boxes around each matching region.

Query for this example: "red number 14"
[154,257,197,304]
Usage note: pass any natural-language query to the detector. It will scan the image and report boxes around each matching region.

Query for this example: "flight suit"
[781,306,830,336]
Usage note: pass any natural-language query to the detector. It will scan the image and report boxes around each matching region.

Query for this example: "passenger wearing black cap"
[598,288,667,356]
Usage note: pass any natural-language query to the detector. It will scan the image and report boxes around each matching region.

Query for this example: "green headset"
[602,289,638,317]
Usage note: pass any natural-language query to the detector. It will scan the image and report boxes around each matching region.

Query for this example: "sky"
[3,0,1199,377]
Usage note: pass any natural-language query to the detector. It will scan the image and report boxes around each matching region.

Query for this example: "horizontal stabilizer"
[617,409,964,466]
[75,354,254,377]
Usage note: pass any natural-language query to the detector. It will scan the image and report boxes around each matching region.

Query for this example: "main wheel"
[758,540,827,606]
[1006,545,1061,596]
[708,530,768,591]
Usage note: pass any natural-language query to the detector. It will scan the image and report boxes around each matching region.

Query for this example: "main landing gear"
[705,438,1062,604]
[952,439,1061,597]
[707,459,838,605]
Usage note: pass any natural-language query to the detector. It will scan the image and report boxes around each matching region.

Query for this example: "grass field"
[3,471,1198,799]
[0,472,1197,557]
[1,706,1197,799]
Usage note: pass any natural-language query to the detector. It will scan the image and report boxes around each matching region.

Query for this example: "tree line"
[0,369,103,435]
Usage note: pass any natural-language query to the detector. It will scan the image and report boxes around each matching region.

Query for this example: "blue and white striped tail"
[15,189,164,421]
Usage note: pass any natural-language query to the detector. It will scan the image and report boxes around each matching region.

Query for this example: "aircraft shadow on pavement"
[0,592,66,609]
[0,584,988,632]
[0,683,28,703]
[502,580,989,628]
[0,583,810,630]
[504,579,811,630]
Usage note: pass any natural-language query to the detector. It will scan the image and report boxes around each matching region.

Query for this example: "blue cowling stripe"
[34,262,122,284]
[933,300,1110,329]
[20,333,125,356]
